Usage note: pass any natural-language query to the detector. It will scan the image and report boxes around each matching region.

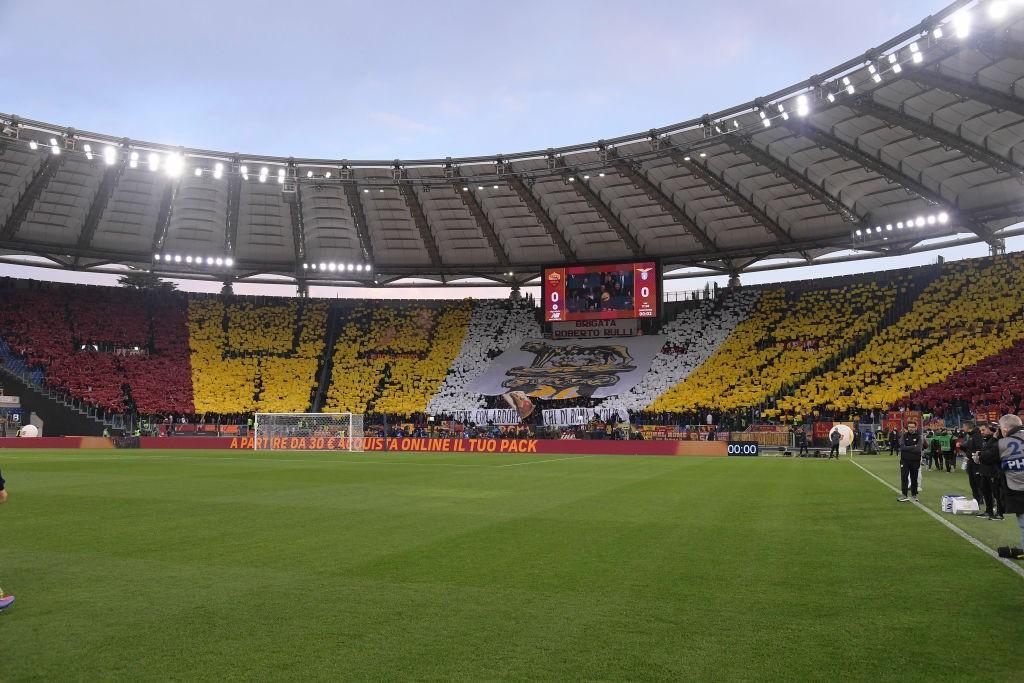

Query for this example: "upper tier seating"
[778,255,1024,417]
[188,298,327,414]
[603,291,759,413]
[901,339,1024,416]
[0,287,194,414]
[650,279,898,414]
[426,299,540,414]
[324,302,470,415]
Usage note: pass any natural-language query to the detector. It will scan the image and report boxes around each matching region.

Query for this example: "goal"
[252,412,364,451]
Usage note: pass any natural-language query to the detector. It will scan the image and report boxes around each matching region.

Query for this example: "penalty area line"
[849,457,1024,580]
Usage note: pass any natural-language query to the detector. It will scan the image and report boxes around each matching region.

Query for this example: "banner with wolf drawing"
[467,336,665,401]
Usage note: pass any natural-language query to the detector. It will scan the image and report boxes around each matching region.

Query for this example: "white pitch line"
[849,457,1024,580]
[494,455,593,468]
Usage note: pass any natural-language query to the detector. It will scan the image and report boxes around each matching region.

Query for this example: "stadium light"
[206,257,214,265]
[28,140,38,150]
[777,104,789,122]
[103,146,116,165]
[938,211,949,224]
[311,263,317,270]
[478,185,484,190]
[927,215,936,225]
[366,264,372,272]
[303,263,308,269]
[699,152,707,158]
[347,264,354,271]
[599,172,605,177]
[855,229,862,236]
[842,76,854,95]
[897,221,904,229]
[173,254,181,263]
[378,188,384,193]
[154,254,161,261]
[989,1,1008,21]
[50,138,61,155]
[795,94,809,117]
[826,92,836,103]
[277,168,286,184]
[886,224,893,231]
[148,153,160,172]
[83,144,93,160]
[215,257,223,266]
[186,256,193,264]
[224,257,233,267]
[259,166,269,183]
[933,26,943,39]
[915,216,926,227]
[363,188,370,193]
[240,165,249,180]
[492,184,499,189]
[952,9,971,38]
[194,167,202,177]
[307,170,313,178]
[213,162,223,179]
[356,264,363,271]
[165,153,184,177]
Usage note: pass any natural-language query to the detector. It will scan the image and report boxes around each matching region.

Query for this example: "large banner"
[447,409,520,425]
[467,335,665,400]
[542,406,629,427]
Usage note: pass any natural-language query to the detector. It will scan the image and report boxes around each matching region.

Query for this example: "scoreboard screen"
[543,261,659,322]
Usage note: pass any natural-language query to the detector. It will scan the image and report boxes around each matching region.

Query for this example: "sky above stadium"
[2,0,1019,297]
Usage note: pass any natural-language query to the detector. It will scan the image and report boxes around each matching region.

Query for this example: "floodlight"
[989,1,1008,21]
[165,154,184,177]
[215,257,223,266]
[927,215,936,225]
[938,211,949,224]
[173,254,181,263]
[148,153,160,172]
[826,92,836,103]
[912,52,923,64]
[206,257,214,265]
[307,170,313,178]
[29,140,38,150]
[103,146,116,165]
[952,9,971,38]
[194,167,202,177]
[915,216,926,227]
[225,257,233,267]
[277,168,285,184]
[213,162,224,179]
[83,144,93,160]
[893,63,903,73]
[795,94,809,116]
[855,229,862,236]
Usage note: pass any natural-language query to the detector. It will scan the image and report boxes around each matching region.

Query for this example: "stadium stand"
[603,290,759,414]
[189,298,327,414]
[324,302,470,415]
[649,278,898,416]
[781,254,1024,418]
[901,339,1024,417]
[426,299,540,414]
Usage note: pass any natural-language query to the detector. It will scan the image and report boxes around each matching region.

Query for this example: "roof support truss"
[663,146,797,246]
[398,182,443,269]
[1,154,63,241]
[902,68,1024,121]
[848,96,1024,177]
[567,169,641,256]
[783,119,997,245]
[508,175,575,261]
[342,182,374,263]
[77,161,124,252]
[611,155,721,254]
[457,185,511,267]
[721,134,862,224]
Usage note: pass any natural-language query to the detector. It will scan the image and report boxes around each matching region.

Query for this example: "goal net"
[252,412,364,451]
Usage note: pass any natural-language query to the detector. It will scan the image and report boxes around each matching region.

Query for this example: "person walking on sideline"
[898,421,924,502]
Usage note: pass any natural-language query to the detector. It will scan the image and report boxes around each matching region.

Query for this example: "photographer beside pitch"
[0,467,14,612]
[997,414,1024,555]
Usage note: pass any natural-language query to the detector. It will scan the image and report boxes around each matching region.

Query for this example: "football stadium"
[3,0,1024,679]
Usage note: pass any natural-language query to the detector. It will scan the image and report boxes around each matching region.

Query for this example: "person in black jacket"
[888,428,900,456]
[977,423,1004,520]
[828,428,841,459]
[961,421,985,508]
[898,421,923,502]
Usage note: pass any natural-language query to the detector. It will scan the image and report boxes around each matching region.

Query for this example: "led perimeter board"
[543,260,659,322]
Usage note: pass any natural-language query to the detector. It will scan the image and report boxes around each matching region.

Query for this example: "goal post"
[252,412,364,451]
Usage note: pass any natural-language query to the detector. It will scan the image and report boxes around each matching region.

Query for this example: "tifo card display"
[543,261,658,322]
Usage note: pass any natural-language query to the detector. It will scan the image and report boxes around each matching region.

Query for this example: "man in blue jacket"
[998,414,1024,549]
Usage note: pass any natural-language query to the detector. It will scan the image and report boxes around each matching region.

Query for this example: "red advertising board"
[543,261,658,322]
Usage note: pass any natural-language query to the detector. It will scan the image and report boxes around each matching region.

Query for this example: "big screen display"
[543,261,658,322]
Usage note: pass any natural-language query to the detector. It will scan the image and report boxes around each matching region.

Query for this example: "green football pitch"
[1,449,1022,681]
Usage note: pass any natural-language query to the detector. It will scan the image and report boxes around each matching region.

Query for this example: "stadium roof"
[3,0,1024,289]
